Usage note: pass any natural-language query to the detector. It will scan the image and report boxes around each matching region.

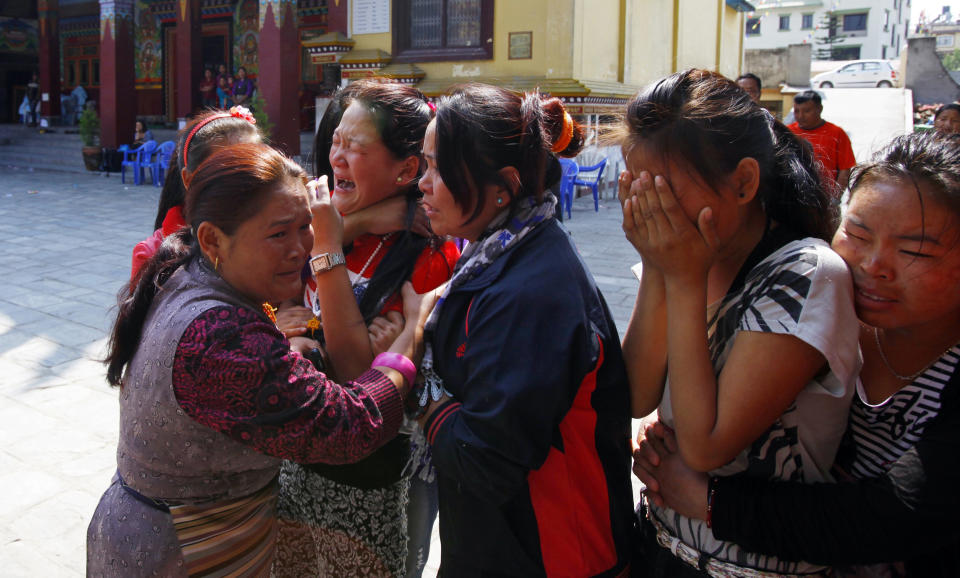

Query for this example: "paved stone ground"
[0,166,640,576]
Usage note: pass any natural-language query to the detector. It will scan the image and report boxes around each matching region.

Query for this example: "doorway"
[163,20,231,123]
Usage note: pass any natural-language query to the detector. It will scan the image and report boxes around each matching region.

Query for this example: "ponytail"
[434,84,585,219]
[106,228,197,386]
[764,121,837,240]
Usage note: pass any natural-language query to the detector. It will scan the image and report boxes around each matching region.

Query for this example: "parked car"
[810,60,899,88]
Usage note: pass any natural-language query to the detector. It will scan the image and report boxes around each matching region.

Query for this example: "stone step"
[0,124,317,175]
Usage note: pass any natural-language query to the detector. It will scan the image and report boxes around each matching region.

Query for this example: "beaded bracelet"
[372,352,417,386]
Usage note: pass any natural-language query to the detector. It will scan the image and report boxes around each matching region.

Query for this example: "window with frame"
[64,41,101,89]
[843,12,868,32]
[779,14,790,31]
[393,0,494,62]
[746,17,761,36]
[802,14,813,29]
[834,45,861,60]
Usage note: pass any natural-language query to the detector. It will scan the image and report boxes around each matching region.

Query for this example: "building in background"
[1,0,754,156]
[914,5,960,55]
[744,0,909,61]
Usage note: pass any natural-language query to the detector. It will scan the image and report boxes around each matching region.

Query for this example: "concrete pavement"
[0,165,641,576]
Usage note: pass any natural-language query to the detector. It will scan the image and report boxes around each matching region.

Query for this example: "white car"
[810,60,899,88]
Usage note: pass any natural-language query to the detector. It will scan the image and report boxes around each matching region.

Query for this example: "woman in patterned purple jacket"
[86,142,437,577]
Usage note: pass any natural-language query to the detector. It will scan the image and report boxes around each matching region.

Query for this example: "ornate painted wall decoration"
[99,0,134,40]
[135,0,161,87]
[0,17,38,54]
[259,0,295,32]
[235,0,260,76]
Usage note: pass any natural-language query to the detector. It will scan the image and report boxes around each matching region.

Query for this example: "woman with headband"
[130,106,261,283]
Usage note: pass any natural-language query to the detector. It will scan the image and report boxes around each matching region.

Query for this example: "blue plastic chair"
[121,140,157,185]
[150,141,177,187]
[557,158,579,219]
[573,158,607,212]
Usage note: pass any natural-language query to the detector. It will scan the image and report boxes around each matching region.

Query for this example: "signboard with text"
[352,0,389,35]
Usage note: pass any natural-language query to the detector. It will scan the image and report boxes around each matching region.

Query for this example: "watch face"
[311,255,329,273]
[311,252,343,274]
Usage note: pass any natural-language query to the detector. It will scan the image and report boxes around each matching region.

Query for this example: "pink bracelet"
[372,352,417,386]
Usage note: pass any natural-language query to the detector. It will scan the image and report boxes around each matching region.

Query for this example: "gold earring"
[214,256,220,270]
[396,176,403,183]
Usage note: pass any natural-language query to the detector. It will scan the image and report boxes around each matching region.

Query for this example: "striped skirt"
[169,479,279,577]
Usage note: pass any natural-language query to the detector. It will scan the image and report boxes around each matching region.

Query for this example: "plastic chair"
[573,158,607,212]
[150,141,176,187]
[121,140,157,185]
[557,158,579,219]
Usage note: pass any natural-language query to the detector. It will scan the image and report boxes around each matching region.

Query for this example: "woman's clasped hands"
[618,170,721,283]
[631,419,709,521]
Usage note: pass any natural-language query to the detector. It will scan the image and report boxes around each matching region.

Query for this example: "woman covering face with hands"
[619,69,860,576]
[634,131,960,576]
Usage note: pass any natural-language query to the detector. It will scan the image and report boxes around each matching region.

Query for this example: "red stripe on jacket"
[527,335,617,577]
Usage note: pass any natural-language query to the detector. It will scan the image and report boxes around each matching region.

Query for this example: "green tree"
[250,93,274,141]
[814,11,846,60]
[941,49,960,71]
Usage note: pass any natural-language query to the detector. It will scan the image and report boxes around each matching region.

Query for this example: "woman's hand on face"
[275,304,314,338]
[309,175,344,250]
[368,311,404,356]
[622,171,720,282]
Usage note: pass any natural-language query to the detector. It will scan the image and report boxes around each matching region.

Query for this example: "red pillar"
[99,0,136,148]
[37,0,61,124]
[175,0,201,121]
[258,0,301,155]
[327,0,349,34]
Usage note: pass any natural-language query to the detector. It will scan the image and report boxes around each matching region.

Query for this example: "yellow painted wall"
[677,0,719,71]
[350,0,581,80]
[624,0,675,86]
[719,5,744,78]
[572,0,621,81]
[347,0,744,86]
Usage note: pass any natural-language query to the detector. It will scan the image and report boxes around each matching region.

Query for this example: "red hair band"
[182,105,257,167]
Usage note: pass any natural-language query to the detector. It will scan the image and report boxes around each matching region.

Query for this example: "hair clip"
[426,101,437,113]
[228,105,256,124]
[551,111,575,153]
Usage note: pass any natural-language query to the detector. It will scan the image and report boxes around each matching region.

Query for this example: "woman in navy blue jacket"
[415,83,634,577]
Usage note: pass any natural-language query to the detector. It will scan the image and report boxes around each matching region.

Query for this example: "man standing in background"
[788,90,856,195]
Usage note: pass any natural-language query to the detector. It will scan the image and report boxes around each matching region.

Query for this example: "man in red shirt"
[788,90,856,195]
